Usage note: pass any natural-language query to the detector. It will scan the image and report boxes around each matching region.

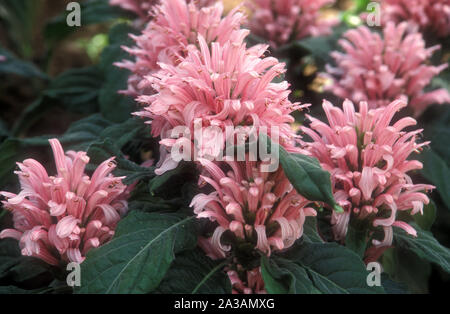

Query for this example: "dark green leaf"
[393,223,450,273]
[413,201,436,231]
[260,133,340,211]
[281,242,384,294]
[76,211,196,294]
[345,225,368,258]
[418,148,450,210]
[156,249,231,294]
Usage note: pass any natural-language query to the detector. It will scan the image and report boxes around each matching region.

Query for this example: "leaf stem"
[191,259,229,294]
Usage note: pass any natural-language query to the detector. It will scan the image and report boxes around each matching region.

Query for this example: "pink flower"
[116,0,246,97]
[191,158,316,258]
[0,55,6,62]
[0,139,128,266]
[380,0,450,38]
[247,0,337,48]
[325,22,450,117]
[227,267,266,294]
[136,31,308,174]
[301,99,434,249]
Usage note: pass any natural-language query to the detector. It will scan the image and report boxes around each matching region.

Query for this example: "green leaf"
[43,66,103,114]
[380,273,408,294]
[86,139,154,185]
[76,211,196,294]
[260,133,340,210]
[345,225,368,258]
[0,46,47,79]
[261,256,317,294]
[281,24,348,66]
[393,222,450,273]
[156,249,231,294]
[302,216,324,243]
[382,247,431,293]
[419,148,450,210]
[281,242,384,294]
[413,201,436,231]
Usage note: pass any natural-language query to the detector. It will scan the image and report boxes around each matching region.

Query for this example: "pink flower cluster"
[325,22,450,117]
[247,0,338,48]
[228,267,266,294]
[116,0,245,97]
[380,0,450,38]
[126,0,307,175]
[192,158,316,258]
[301,99,434,249]
[0,139,128,266]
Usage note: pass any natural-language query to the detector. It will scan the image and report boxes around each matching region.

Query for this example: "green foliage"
[393,223,450,273]
[261,242,384,294]
[76,211,197,294]
[261,133,342,212]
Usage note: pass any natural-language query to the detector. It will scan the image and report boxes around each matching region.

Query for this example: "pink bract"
[0,139,128,266]
[247,0,337,48]
[380,0,450,38]
[325,22,450,117]
[301,99,434,249]
[228,267,266,294]
[136,32,308,174]
[116,0,246,97]
[191,158,316,258]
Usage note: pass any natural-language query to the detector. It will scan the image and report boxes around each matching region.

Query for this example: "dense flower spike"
[227,267,266,294]
[116,0,246,97]
[191,158,316,257]
[301,99,434,249]
[247,0,337,48]
[137,32,307,174]
[325,22,450,117]
[379,0,450,38]
[0,139,128,266]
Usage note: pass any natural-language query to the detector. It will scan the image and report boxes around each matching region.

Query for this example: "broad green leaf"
[261,256,317,294]
[280,24,348,66]
[0,46,47,79]
[86,139,154,184]
[260,133,340,211]
[393,223,450,273]
[380,273,408,294]
[345,224,368,258]
[156,249,231,294]
[302,216,324,243]
[280,242,384,294]
[418,148,450,210]
[43,66,103,114]
[76,211,196,294]
[413,201,436,231]
[382,247,431,294]
[0,239,54,289]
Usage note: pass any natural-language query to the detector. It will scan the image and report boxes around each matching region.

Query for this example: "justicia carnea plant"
[324,22,450,117]
[247,0,338,48]
[116,0,246,97]
[0,139,129,266]
[135,32,308,174]
[191,158,315,293]
[378,0,450,38]
[301,99,434,259]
